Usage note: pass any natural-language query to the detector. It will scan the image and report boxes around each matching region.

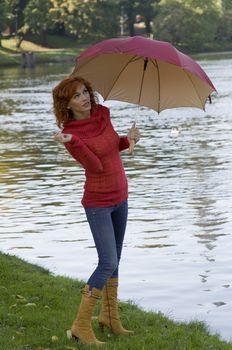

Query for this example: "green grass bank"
[0,252,232,350]
[0,37,84,67]
[1,36,232,68]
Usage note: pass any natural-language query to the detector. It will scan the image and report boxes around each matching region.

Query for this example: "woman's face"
[68,83,91,120]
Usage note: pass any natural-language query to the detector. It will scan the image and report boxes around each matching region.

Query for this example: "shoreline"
[0,38,83,67]
[1,251,232,349]
[1,41,232,68]
[0,50,78,67]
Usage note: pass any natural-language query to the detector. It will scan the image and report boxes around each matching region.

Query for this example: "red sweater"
[62,104,129,207]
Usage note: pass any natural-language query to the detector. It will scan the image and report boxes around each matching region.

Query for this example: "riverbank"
[1,37,232,68]
[0,252,232,350]
[0,38,83,67]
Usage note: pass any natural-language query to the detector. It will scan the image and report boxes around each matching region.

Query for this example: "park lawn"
[0,252,232,350]
[2,38,58,52]
[1,37,232,67]
[0,38,83,66]
[0,47,21,65]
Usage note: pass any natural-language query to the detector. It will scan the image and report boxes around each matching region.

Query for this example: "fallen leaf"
[16,294,25,299]
[51,335,59,342]
[15,331,23,336]
[0,286,7,291]
[17,298,28,304]
[66,329,72,339]
[25,303,37,307]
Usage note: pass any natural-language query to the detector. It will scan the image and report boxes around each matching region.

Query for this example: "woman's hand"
[53,132,72,144]
[127,123,140,154]
[127,124,140,144]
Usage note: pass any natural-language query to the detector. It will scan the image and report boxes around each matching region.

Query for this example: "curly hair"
[52,76,98,128]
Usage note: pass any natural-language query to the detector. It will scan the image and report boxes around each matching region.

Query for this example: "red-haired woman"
[53,76,140,346]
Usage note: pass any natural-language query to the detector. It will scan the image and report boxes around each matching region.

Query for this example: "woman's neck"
[73,110,91,120]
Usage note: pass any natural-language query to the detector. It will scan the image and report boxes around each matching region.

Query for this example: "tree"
[119,0,160,37]
[0,2,7,47]
[0,0,20,47]
[120,0,137,36]
[136,0,160,36]
[216,0,232,46]
[90,0,120,41]
[22,0,52,45]
[153,0,222,53]
[49,0,120,42]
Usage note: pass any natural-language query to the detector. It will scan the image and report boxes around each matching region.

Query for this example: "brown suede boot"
[71,285,105,346]
[98,278,134,335]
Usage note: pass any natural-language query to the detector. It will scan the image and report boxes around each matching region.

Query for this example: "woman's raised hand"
[53,132,72,144]
[127,125,140,144]
[127,123,140,154]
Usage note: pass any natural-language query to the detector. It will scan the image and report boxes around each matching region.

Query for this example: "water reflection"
[0,60,232,341]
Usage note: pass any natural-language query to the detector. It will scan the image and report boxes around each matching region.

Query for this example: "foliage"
[153,0,222,52]
[49,0,120,41]
[119,0,160,36]
[0,0,232,52]
[0,4,6,46]
[22,0,52,45]
[0,0,17,47]
[1,0,27,43]
[216,0,232,45]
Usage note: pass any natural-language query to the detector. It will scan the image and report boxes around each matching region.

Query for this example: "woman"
[53,76,140,346]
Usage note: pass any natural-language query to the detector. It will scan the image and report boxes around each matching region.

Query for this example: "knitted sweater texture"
[62,104,129,207]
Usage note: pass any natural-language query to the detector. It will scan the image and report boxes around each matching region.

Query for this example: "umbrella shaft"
[143,58,148,71]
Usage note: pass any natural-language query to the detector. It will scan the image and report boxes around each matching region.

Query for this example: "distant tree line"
[1,0,232,53]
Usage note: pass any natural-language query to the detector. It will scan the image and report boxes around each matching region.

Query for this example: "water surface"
[0,60,231,341]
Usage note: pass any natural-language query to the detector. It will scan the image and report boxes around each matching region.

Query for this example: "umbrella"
[71,35,216,151]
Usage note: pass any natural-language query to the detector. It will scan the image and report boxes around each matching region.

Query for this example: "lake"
[0,58,231,341]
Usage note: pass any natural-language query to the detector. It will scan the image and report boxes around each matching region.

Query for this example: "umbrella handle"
[128,121,136,154]
[128,139,135,154]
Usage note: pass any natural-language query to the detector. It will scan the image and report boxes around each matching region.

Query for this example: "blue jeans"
[84,199,128,290]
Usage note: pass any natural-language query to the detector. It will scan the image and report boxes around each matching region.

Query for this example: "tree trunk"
[16,36,24,49]
[144,16,152,36]
[41,30,47,46]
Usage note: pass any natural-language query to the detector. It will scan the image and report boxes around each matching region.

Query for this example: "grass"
[0,37,84,67]
[0,252,232,350]
[192,51,232,61]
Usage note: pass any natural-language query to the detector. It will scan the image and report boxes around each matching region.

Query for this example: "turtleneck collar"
[63,104,109,138]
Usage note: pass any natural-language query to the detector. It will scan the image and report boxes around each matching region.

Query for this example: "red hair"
[52,76,98,128]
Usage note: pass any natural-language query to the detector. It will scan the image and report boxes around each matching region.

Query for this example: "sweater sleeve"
[119,136,129,151]
[101,106,129,152]
[64,135,103,173]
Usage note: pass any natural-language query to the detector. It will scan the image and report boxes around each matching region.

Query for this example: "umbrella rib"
[183,70,205,109]
[138,58,148,105]
[104,55,139,101]
[150,59,161,113]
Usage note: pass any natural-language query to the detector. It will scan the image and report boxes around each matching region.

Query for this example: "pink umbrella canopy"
[71,36,216,112]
